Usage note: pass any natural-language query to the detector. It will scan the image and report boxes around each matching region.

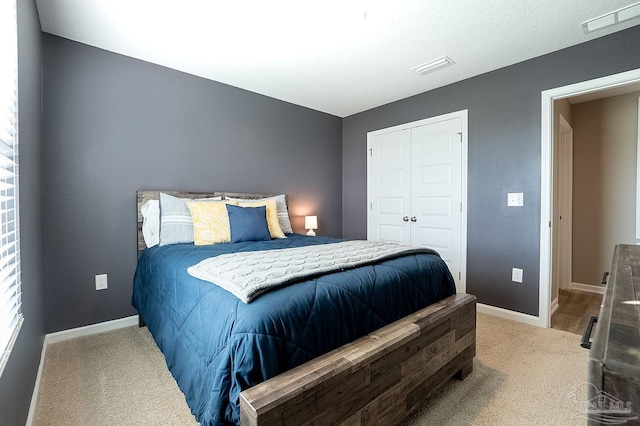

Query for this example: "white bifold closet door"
[367,128,412,245]
[368,116,463,291]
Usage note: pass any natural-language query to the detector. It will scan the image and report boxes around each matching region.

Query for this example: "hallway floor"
[551,289,603,335]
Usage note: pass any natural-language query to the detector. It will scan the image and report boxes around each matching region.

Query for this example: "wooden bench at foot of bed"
[240,293,476,426]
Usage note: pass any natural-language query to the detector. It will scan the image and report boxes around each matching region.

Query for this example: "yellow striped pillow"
[238,199,285,239]
[186,200,238,245]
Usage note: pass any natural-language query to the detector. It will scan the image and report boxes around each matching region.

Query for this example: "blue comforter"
[132,234,455,425]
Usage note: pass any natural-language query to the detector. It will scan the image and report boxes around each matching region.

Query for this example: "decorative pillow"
[237,199,286,239]
[227,194,292,234]
[141,199,160,248]
[159,193,222,246]
[226,204,271,243]
[186,200,237,245]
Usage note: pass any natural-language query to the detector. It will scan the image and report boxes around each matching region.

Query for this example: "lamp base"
[306,229,316,236]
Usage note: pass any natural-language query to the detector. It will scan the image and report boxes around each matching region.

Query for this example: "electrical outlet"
[95,274,108,290]
[512,268,523,283]
[507,193,524,207]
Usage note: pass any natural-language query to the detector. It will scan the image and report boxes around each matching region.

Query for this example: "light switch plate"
[512,268,523,283]
[508,192,524,207]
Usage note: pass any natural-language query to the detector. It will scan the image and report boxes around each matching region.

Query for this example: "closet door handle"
[402,216,409,222]
[411,216,417,222]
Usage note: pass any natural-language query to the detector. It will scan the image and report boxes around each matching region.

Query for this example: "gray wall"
[342,26,640,316]
[0,0,46,424]
[572,92,639,285]
[41,34,343,333]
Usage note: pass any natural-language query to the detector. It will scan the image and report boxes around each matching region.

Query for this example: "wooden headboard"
[137,190,286,256]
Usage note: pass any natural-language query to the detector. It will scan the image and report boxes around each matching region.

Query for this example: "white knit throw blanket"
[187,240,438,303]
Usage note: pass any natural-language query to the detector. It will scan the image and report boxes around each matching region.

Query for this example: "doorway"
[540,68,640,328]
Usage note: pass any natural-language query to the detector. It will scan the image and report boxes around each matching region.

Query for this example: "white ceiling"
[36,1,640,117]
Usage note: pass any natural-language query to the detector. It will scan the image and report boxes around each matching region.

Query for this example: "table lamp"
[305,215,318,236]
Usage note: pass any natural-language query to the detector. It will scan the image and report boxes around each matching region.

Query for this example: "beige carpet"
[33,326,198,426]
[401,313,589,425]
[33,313,589,425]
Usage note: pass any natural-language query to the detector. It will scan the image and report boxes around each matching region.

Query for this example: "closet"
[367,110,468,292]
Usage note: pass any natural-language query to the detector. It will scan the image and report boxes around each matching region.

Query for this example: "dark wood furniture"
[240,293,476,426]
[136,190,477,426]
[588,244,640,425]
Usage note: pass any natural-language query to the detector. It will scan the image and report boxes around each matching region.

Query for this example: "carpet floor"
[33,313,590,425]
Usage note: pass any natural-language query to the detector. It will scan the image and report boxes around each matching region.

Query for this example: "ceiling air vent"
[412,56,455,76]
[582,1,640,33]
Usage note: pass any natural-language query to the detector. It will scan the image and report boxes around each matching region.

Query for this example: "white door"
[557,116,573,290]
[410,118,463,280]
[367,112,467,293]
[367,129,411,244]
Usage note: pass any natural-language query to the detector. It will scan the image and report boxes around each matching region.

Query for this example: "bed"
[132,190,476,425]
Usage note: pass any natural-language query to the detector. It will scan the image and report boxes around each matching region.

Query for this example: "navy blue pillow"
[226,204,271,243]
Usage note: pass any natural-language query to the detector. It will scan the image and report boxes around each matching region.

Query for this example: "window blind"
[0,0,22,377]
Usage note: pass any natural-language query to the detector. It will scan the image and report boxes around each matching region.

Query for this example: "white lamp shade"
[305,215,318,230]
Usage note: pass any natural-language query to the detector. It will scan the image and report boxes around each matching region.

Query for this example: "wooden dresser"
[588,244,640,425]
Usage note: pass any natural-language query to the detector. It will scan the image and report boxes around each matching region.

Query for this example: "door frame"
[540,68,640,328]
[366,109,468,292]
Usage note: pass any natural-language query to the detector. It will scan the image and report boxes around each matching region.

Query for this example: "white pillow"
[158,193,223,246]
[142,195,224,248]
[225,194,293,234]
[141,199,160,248]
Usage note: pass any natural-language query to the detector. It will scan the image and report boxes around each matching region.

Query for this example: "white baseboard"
[571,282,606,295]
[26,315,139,425]
[477,303,544,328]
[46,315,139,344]
[550,298,560,316]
